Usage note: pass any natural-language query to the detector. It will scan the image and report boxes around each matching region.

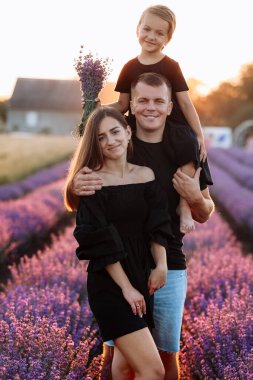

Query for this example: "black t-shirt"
[130,124,213,269]
[115,56,189,126]
[130,131,186,270]
[115,56,214,188]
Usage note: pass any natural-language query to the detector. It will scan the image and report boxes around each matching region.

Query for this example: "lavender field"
[208,147,253,239]
[0,151,253,380]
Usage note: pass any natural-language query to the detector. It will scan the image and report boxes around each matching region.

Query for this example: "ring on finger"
[136,304,140,308]
[83,185,86,190]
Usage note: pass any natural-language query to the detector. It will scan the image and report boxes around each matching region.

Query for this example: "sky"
[1,0,252,99]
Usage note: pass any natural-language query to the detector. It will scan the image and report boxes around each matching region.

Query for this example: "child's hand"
[198,136,207,162]
[148,267,167,295]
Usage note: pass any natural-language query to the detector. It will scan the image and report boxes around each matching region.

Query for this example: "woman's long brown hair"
[64,106,132,211]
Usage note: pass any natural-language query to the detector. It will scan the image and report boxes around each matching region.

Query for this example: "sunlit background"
[0,1,253,378]
[1,0,253,99]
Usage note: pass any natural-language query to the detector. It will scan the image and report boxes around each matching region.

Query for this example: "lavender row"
[0,179,66,258]
[180,213,253,379]
[225,146,253,168]
[1,210,252,378]
[208,147,253,192]
[0,225,102,380]
[207,160,253,232]
[0,160,69,201]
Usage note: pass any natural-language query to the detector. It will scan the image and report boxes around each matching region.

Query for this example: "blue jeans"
[105,269,187,352]
[152,269,187,352]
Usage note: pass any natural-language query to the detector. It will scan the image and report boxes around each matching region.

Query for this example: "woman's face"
[98,116,131,161]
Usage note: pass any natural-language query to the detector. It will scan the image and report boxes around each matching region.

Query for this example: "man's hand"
[72,167,103,196]
[172,167,202,204]
[173,167,215,223]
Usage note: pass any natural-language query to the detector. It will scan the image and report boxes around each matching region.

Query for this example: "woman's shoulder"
[131,164,155,182]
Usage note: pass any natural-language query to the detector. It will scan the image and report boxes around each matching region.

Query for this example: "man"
[72,73,214,380]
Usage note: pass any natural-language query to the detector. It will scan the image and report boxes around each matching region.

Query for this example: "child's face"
[98,117,131,161]
[137,12,170,53]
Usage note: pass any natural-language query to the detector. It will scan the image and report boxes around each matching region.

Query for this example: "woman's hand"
[95,97,101,108]
[122,286,146,318]
[83,97,101,109]
[148,266,167,295]
[72,167,103,196]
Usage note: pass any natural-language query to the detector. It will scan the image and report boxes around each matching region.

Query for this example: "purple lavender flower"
[0,160,69,201]
[74,45,112,135]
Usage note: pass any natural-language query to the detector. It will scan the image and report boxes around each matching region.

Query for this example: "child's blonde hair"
[138,4,176,42]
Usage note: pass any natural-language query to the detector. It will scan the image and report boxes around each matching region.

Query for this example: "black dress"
[74,180,173,341]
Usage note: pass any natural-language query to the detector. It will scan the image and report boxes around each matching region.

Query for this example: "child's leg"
[113,327,165,380]
[177,196,195,234]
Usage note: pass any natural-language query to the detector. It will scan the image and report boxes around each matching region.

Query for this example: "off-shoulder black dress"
[74,180,173,341]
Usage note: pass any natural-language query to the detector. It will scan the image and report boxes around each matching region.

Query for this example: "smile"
[145,41,155,46]
[143,115,158,119]
[107,145,121,151]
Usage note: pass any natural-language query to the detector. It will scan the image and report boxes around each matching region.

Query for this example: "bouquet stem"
[78,99,96,136]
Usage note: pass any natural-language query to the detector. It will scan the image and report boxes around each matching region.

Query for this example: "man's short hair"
[131,72,172,97]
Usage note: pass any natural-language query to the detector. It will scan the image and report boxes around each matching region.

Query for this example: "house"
[203,126,233,148]
[7,78,118,135]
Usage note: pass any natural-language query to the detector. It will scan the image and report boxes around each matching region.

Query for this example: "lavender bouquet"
[74,45,112,136]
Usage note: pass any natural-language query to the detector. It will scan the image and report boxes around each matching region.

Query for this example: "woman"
[64,106,172,380]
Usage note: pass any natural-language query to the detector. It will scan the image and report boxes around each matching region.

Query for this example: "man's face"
[130,82,173,134]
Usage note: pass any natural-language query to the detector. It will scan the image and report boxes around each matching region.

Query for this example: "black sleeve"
[169,61,189,93]
[144,181,174,249]
[74,194,127,272]
[164,124,213,189]
[114,62,132,94]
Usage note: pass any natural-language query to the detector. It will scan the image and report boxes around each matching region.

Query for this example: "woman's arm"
[106,262,146,318]
[74,196,146,317]
[148,242,167,295]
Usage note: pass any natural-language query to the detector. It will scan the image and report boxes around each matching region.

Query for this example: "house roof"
[9,78,83,112]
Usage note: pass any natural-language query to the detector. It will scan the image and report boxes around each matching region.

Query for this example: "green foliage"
[0,100,7,122]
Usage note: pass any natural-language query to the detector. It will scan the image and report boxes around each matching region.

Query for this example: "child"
[64,106,172,380]
[105,4,213,234]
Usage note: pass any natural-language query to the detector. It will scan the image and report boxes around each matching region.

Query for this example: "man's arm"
[71,167,103,196]
[172,167,215,223]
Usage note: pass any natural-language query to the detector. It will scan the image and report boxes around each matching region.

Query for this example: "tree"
[0,100,7,122]
[194,61,253,127]
[238,62,253,102]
